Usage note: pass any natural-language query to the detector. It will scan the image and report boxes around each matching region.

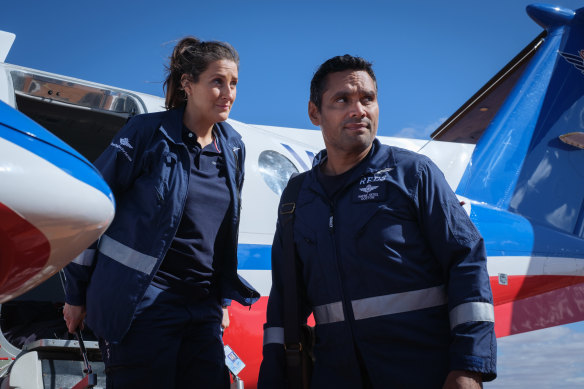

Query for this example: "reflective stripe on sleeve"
[263,326,284,345]
[352,285,447,321]
[449,301,495,329]
[314,301,345,325]
[72,249,96,267]
[99,235,158,275]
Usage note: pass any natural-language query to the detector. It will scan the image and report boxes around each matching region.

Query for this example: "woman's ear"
[181,74,191,95]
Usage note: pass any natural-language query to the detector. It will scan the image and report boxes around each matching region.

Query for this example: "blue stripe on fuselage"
[237,244,271,270]
[0,123,114,204]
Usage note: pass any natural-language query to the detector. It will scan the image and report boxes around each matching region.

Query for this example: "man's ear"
[308,101,320,126]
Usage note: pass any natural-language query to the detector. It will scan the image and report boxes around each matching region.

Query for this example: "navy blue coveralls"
[258,139,496,388]
[64,107,259,387]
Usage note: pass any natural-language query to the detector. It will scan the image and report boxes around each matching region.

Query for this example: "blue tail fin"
[450,4,584,237]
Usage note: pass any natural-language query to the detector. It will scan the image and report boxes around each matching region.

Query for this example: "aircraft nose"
[0,121,114,302]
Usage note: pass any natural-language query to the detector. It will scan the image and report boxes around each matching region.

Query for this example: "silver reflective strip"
[449,302,495,329]
[263,326,284,345]
[314,301,345,325]
[99,235,158,275]
[72,249,96,267]
[352,285,447,321]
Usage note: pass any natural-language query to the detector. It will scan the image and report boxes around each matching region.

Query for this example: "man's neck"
[322,145,372,176]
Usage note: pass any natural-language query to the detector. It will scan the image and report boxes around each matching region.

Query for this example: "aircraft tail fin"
[452,4,584,238]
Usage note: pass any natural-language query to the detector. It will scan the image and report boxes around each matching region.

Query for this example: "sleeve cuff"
[450,354,497,382]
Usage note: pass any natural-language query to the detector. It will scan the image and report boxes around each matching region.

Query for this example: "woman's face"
[182,59,238,126]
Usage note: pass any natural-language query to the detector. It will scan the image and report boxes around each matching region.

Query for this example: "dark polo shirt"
[152,126,231,299]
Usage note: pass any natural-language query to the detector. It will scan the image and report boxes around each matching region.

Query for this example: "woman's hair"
[164,37,240,110]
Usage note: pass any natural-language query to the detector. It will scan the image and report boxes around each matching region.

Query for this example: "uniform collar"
[182,124,222,153]
[159,105,186,145]
[308,139,395,197]
[157,104,242,155]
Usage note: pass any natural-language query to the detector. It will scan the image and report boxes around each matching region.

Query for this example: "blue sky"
[3,0,584,386]
[3,0,582,137]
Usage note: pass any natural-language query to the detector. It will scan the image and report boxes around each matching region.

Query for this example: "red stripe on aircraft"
[225,278,584,386]
[0,202,50,297]
[224,298,267,386]
[224,297,315,387]
[491,275,584,306]
[495,281,584,337]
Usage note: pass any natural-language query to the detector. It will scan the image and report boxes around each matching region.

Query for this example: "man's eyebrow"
[361,88,377,96]
[328,89,350,100]
[331,90,348,99]
[329,88,376,100]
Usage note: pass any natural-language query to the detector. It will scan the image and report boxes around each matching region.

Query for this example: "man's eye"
[335,97,346,103]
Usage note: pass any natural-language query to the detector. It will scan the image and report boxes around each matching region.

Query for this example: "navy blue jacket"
[259,139,496,388]
[64,107,259,342]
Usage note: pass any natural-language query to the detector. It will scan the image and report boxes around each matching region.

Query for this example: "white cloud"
[394,117,446,139]
[485,324,584,388]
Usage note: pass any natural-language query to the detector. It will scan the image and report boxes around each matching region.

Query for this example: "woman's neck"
[183,107,214,147]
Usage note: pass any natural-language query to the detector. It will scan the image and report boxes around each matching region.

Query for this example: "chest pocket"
[353,201,420,263]
[293,217,318,267]
[293,215,336,303]
[154,151,178,204]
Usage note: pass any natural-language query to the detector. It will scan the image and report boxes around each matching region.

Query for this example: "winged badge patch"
[360,185,379,194]
[559,50,584,74]
[355,183,385,201]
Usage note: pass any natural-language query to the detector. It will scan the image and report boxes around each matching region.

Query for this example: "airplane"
[0,2,583,387]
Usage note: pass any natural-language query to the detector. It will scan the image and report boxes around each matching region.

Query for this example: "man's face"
[309,70,379,158]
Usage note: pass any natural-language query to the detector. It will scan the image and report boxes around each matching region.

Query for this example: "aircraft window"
[258,150,298,195]
[10,70,143,115]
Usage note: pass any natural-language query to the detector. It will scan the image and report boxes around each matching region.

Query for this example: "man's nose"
[349,101,366,117]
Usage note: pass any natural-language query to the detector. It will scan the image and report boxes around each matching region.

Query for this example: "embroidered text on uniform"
[111,137,134,162]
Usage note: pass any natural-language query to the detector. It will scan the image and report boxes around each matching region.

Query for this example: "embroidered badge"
[110,137,133,162]
[358,167,393,185]
[354,168,392,202]
[359,185,380,200]
[353,182,387,202]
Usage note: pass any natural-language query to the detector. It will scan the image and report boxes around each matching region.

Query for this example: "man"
[258,55,496,388]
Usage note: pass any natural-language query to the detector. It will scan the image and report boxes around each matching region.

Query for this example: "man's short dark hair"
[309,55,377,111]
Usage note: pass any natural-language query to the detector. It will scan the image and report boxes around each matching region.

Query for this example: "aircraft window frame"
[258,150,299,196]
[9,69,145,115]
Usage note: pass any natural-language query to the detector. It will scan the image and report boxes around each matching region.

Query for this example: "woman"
[63,37,259,388]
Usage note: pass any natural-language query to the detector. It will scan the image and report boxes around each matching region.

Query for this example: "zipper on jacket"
[231,147,243,212]
[329,205,334,233]
[231,148,240,177]
[328,198,361,357]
